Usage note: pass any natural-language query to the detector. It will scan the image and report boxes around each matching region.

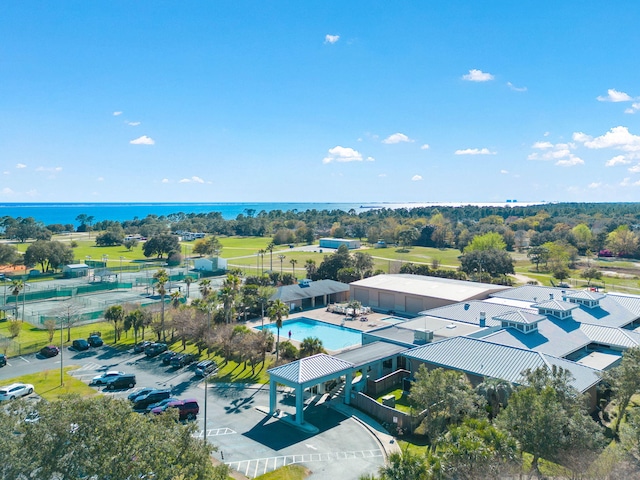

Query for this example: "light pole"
[22,283,30,323]
[58,315,64,386]
[203,373,208,445]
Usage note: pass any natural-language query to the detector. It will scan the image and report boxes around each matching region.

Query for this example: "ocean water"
[0,201,542,226]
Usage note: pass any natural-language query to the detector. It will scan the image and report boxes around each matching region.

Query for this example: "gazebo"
[267,354,354,431]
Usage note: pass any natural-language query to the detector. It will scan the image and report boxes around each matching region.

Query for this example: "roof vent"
[464,303,470,310]
[479,311,486,328]
[549,293,554,300]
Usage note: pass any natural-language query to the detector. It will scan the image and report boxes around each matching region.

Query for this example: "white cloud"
[543,132,550,137]
[577,126,640,152]
[178,176,205,184]
[629,164,640,173]
[113,111,123,116]
[572,132,592,143]
[378,173,387,177]
[16,163,26,169]
[606,155,631,167]
[555,156,584,167]
[366,156,375,162]
[1,188,14,195]
[126,121,141,126]
[620,177,640,187]
[130,135,155,145]
[500,169,509,174]
[454,148,496,155]
[507,82,527,92]
[462,69,494,82]
[411,175,423,181]
[36,166,63,173]
[382,133,413,144]
[324,34,340,44]
[532,141,553,149]
[420,144,430,150]
[3,171,9,175]
[322,146,364,164]
[625,103,640,114]
[588,182,602,189]
[597,89,633,102]
[161,178,169,183]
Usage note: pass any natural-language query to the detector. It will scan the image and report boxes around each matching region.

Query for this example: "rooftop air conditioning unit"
[414,330,433,345]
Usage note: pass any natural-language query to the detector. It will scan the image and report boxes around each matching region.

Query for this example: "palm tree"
[104,305,124,343]
[153,268,169,342]
[184,276,193,298]
[278,254,286,275]
[290,258,298,278]
[267,299,289,363]
[476,378,513,419]
[266,242,275,271]
[257,249,265,274]
[170,290,183,309]
[11,279,24,319]
[300,337,324,357]
[256,286,276,327]
[199,278,212,299]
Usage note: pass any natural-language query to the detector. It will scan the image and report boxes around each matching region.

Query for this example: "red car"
[40,345,60,358]
[151,399,199,421]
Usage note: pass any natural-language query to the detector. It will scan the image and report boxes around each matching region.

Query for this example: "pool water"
[258,317,362,351]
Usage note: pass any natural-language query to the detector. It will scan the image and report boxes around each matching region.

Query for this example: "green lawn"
[0,366,99,401]
[254,465,311,480]
[375,387,412,413]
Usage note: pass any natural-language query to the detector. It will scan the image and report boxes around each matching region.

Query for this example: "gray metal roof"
[494,310,546,325]
[403,336,600,392]
[490,285,578,303]
[565,290,606,301]
[267,354,354,384]
[608,293,640,316]
[335,342,408,367]
[270,279,349,303]
[533,299,579,312]
[421,300,535,327]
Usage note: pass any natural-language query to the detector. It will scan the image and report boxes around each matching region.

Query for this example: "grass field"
[1,366,99,400]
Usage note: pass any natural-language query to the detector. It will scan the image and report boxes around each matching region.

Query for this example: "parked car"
[91,370,125,386]
[151,399,200,421]
[0,383,34,401]
[128,387,155,402]
[87,335,104,347]
[170,353,196,368]
[145,397,179,412]
[144,343,168,357]
[40,345,60,358]
[133,341,152,353]
[72,339,89,351]
[194,360,218,377]
[0,354,6,367]
[161,351,178,365]
[132,389,172,410]
[104,373,136,390]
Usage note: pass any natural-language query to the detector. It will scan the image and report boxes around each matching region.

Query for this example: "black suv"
[72,339,89,351]
[0,354,6,367]
[132,389,172,410]
[87,335,103,347]
[161,351,178,365]
[170,353,196,368]
[105,373,137,390]
[133,341,152,353]
[40,345,59,358]
[144,343,168,357]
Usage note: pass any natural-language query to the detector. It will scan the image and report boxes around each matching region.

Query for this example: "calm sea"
[0,201,541,226]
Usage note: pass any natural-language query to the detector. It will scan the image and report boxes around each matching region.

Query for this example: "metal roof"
[267,354,354,385]
[350,274,509,302]
[403,336,600,392]
[565,290,606,301]
[421,300,535,327]
[490,285,578,303]
[608,293,640,316]
[533,299,579,312]
[494,310,546,325]
[335,342,408,367]
[270,279,349,303]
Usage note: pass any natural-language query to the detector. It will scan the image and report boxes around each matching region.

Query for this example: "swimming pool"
[257,317,362,351]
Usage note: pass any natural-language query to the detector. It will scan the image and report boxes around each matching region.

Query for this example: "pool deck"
[246,307,393,352]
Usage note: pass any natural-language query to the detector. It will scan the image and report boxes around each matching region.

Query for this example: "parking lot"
[0,344,385,479]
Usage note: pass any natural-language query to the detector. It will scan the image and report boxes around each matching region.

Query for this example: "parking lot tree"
[8,319,22,338]
[154,268,169,341]
[267,299,289,362]
[124,309,146,344]
[44,319,56,342]
[143,233,180,259]
[104,305,124,343]
[2,395,216,480]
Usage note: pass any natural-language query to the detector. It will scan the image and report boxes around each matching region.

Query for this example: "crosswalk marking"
[194,427,236,438]
[226,449,384,478]
[72,362,102,372]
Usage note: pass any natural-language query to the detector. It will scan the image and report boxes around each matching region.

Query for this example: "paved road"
[0,346,384,479]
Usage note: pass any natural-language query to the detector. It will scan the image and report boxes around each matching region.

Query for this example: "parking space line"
[227,449,384,478]
[19,356,30,363]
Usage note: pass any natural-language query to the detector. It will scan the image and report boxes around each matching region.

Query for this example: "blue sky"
[1,1,640,203]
